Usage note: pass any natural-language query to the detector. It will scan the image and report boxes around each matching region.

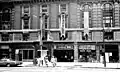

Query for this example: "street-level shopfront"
[52,43,119,63]
[0,42,119,63]
[78,45,96,62]
[53,43,74,62]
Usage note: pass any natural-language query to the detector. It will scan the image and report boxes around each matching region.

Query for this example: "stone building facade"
[0,0,120,63]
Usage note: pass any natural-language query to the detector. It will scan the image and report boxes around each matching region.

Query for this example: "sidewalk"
[21,62,120,69]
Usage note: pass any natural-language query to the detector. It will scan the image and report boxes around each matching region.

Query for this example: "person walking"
[51,56,57,67]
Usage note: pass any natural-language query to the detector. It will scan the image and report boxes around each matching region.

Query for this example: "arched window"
[103,3,113,27]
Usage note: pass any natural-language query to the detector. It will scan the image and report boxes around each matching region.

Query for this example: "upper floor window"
[40,4,49,29]
[22,5,30,29]
[104,31,113,40]
[103,3,113,27]
[41,4,48,13]
[60,4,66,12]
[0,8,11,30]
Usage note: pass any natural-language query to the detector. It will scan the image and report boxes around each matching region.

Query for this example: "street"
[0,66,120,72]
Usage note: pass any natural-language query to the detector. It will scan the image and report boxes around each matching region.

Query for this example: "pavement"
[20,62,120,69]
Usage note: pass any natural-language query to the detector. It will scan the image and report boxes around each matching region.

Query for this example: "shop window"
[23,50,34,60]
[104,31,113,40]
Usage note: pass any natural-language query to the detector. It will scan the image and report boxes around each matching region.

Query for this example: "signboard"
[55,44,73,50]
[1,45,9,49]
[79,45,95,50]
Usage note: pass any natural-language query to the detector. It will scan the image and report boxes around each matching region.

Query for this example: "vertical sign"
[61,14,65,37]
[84,12,89,35]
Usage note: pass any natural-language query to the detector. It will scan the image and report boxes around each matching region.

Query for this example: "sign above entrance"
[1,45,9,49]
[79,45,95,50]
[55,44,73,50]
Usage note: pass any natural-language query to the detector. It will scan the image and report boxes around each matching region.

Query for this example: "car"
[0,58,22,67]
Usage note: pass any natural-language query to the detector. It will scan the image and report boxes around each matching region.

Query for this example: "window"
[59,32,68,40]
[0,8,11,30]
[41,4,48,13]
[1,33,9,41]
[22,5,30,29]
[103,3,113,27]
[60,4,66,12]
[23,50,34,60]
[41,5,49,29]
[23,33,29,41]
[104,31,113,40]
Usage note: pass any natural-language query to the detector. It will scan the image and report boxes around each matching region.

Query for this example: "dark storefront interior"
[105,45,119,63]
[54,50,74,62]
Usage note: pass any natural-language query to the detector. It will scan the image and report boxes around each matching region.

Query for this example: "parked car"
[0,58,22,67]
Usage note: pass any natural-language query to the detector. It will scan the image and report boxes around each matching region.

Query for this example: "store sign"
[1,45,9,49]
[56,44,73,49]
[79,45,95,50]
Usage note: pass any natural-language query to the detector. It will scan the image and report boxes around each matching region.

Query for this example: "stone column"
[74,42,78,62]
[118,45,120,63]
[96,45,100,62]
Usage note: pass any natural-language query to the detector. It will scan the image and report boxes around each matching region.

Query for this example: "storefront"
[0,45,10,59]
[53,44,74,62]
[78,45,96,62]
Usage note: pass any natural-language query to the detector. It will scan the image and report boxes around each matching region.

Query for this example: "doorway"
[105,45,118,63]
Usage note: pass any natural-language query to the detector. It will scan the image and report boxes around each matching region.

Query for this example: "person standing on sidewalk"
[44,55,49,67]
[51,56,57,67]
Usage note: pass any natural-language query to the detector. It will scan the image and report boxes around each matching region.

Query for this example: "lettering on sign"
[79,45,95,50]
[56,44,73,49]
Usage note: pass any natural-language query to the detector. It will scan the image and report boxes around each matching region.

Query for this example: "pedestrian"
[44,55,49,67]
[51,56,57,67]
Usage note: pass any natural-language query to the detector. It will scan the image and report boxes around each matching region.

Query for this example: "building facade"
[0,0,120,63]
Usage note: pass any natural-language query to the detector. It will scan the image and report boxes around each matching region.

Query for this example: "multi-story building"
[0,0,120,63]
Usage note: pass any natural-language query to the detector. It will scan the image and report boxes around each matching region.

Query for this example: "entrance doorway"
[54,50,74,62]
[105,45,118,63]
